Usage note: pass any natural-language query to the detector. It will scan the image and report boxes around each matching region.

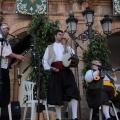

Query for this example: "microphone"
[30,37,34,47]
[17,74,23,79]
[111,67,120,72]
[8,34,21,41]
[91,63,101,67]
[62,38,68,41]
[91,63,108,70]
[68,57,72,61]
[61,38,68,44]
[68,54,78,61]
[30,36,35,60]
[116,68,120,71]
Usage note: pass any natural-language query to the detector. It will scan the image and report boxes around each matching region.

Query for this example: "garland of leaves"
[82,33,111,90]
[27,14,60,99]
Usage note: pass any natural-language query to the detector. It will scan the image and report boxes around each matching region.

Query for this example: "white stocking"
[71,99,78,119]
[55,105,61,120]
[103,105,110,119]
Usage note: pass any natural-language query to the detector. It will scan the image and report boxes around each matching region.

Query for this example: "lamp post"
[100,15,113,36]
[66,8,112,41]
[66,7,94,41]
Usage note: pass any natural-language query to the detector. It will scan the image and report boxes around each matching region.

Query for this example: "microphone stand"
[74,41,82,120]
[16,49,29,86]
[98,66,104,120]
[30,36,41,120]
[68,33,83,50]
[8,34,21,41]
[17,62,33,79]
[68,33,83,119]
[36,52,41,120]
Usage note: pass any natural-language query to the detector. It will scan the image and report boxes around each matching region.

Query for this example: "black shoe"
[72,118,78,120]
[118,112,120,118]
[92,114,99,120]
[106,118,112,120]
[56,119,59,120]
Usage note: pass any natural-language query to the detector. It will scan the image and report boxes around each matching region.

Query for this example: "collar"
[54,42,62,46]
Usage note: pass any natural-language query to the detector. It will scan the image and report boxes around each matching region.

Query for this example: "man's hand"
[50,67,59,72]
[66,40,70,47]
[9,53,26,61]
[16,54,26,61]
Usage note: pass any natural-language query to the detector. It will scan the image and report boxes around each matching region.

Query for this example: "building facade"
[0,0,120,119]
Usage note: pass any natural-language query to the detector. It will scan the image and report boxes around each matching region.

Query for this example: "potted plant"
[82,33,111,91]
[27,14,60,99]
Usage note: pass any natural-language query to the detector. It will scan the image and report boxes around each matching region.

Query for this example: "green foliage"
[82,33,111,90]
[27,14,60,99]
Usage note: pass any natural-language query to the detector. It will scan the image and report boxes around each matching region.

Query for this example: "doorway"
[108,32,120,83]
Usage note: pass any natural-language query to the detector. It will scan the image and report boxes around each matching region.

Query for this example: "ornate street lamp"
[82,7,94,26]
[100,15,113,35]
[66,12,78,35]
[65,8,112,42]
[82,7,94,39]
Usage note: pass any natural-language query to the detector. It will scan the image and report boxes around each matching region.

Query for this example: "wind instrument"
[94,67,120,81]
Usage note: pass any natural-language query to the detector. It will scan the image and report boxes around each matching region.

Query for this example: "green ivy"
[27,14,60,99]
[82,33,111,91]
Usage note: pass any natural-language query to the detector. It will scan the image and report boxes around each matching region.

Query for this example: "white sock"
[71,99,78,119]
[55,105,61,120]
[109,106,115,116]
[103,105,110,119]
[110,106,120,116]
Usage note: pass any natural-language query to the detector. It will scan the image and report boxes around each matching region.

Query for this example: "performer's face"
[55,32,63,43]
[1,24,10,36]
[91,60,102,70]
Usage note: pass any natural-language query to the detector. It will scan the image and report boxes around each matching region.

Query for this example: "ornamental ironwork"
[16,0,47,15]
[113,0,120,16]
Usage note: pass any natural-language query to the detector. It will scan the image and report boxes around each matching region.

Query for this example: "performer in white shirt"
[0,23,26,107]
[42,30,80,120]
[85,60,120,120]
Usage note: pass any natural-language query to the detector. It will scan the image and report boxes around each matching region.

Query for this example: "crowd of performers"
[42,30,120,120]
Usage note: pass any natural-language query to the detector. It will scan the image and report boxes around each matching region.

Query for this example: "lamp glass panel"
[67,22,77,34]
[102,22,111,34]
[84,13,93,25]
[109,22,112,32]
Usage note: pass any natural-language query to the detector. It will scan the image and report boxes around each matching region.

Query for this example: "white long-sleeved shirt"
[42,42,75,70]
[85,70,117,83]
[0,34,12,69]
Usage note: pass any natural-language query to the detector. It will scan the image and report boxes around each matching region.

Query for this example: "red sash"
[51,61,69,69]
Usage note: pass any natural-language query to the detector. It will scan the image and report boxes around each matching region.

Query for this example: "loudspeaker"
[0,101,21,120]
